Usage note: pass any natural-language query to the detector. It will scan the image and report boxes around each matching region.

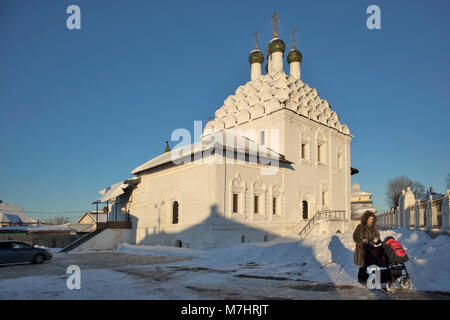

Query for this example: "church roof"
[131,131,291,175]
[203,71,351,136]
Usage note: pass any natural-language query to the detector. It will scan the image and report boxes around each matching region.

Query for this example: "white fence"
[377,188,449,234]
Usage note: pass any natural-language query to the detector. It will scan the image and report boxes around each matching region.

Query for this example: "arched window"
[302,201,308,219]
[241,235,246,243]
[172,201,179,224]
[175,240,182,248]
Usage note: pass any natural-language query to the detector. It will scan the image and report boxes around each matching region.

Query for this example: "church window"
[322,192,325,206]
[241,235,246,243]
[172,201,179,224]
[300,137,311,163]
[232,193,239,214]
[272,197,277,215]
[254,196,259,214]
[317,144,321,163]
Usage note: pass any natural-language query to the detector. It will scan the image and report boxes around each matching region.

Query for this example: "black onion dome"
[287,48,303,64]
[267,38,286,56]
[249,50,264,64]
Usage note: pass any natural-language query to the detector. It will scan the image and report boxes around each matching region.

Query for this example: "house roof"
[132,131,291,175]
[0,203,37,224]
[77,212,108,224]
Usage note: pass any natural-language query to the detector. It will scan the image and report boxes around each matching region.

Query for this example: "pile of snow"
[117,228,450,292]
[115,243,205,258]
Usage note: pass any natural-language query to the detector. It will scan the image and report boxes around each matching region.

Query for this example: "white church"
[91,19,359,250]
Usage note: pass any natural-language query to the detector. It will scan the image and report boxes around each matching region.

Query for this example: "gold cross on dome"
[252,30,260,49]
[270,12,280,37]
[290,29,297,48]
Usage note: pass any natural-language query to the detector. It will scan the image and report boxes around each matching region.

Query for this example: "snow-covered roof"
[0,203,37,224]
[95,177,139,203]
[417,192,445,202]
[351,190,372,197]
[97,181,129,203]
[351,203,376,219]
[78,212,108,223]
[132,131,290,175]
[203,71,351,136]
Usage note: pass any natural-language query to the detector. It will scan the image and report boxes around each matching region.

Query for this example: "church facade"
[99,27,355,249]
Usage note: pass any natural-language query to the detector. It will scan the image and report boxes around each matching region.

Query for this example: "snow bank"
[116,229,450,292]
[115,243,205,258]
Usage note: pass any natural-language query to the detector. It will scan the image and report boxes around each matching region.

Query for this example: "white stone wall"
[377,188,450,234]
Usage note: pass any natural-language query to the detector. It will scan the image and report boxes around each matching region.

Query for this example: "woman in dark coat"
[353,210,380,283]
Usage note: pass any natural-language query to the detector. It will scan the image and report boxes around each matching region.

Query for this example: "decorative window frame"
[252,177,267,216]
[271,183,283,216]
[300,132,312,165]
[316,130,327,167]
[231,173,247,216]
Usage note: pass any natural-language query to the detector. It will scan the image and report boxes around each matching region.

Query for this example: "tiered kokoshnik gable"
[204,25,350,137]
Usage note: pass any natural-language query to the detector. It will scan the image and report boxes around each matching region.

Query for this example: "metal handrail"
[297,210,346,239]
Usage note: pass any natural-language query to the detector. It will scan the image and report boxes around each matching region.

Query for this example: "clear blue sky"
[0,0,449,222]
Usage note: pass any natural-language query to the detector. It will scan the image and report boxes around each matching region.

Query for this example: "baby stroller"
[363,236,411,294]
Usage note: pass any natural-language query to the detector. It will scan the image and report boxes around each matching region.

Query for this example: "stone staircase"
[60,228,104,253]
[296,210,346,239]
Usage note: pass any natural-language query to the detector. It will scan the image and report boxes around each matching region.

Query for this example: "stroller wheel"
[385,280,397,294]
[399,278,411,290]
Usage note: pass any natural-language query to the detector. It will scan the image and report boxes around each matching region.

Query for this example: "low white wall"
[73,229,131,252]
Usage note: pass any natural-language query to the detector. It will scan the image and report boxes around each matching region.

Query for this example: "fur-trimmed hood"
[360,210,377,226]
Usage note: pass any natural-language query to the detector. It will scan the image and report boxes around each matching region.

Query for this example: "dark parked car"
[0,241,53,265]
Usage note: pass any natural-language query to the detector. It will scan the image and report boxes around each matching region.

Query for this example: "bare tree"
[411,181,425,199]
[44,216,72,225]
[385,176,425,208]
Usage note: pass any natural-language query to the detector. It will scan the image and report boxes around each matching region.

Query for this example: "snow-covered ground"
[115,228,450,293]
[0,228,448,299]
